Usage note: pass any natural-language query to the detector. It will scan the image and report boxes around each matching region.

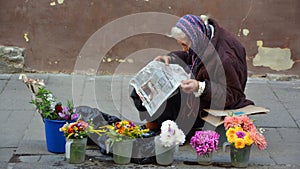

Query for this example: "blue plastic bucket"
[44,118,68,153]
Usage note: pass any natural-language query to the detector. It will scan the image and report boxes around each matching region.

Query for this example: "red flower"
[55,103,63,113]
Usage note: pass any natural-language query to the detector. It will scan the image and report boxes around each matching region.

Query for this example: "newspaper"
[130,61,189,116]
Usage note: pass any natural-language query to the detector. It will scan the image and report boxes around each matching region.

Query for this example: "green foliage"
[30,87,58,120]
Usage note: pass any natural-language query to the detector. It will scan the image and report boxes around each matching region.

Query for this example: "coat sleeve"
[200,57,250,109]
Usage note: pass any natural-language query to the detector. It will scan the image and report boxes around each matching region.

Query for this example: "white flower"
[159,120,185,147]
[160,120,178,132]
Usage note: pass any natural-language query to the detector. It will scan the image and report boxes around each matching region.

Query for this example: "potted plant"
[190,130,220,165]
[224,114,267,168]
[21,74,80,153]
[101,120,149,164]
[155,120,185,166]
[59,119,97,163]
[30,87,79,153]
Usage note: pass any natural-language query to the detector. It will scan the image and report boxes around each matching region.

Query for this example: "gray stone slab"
[245,83,297,128]
[0,110,35,148]
[0,162,8,169]
[268,142,300,165]
[0,80,8,93]
[16,113,50,155]
[0,111,11,124]
[13,73,49,81]
[0,74,11,80]
[0,148,15,162]
[277,128,300,143]
[19,155,40,162]
[0,88,34,111]
[263,128,283,143]
[39,154,65,162]
[0,131,22,148]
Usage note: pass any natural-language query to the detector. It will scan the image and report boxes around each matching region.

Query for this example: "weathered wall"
[0,0,299,75]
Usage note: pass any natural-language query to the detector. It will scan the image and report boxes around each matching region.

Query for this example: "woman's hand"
[153,55,171,65]
[181,79,199,94]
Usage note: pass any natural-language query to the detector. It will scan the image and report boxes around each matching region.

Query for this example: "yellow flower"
[244,132,254,146]
[234,138,245,149]
[226,128,236,137]
[227,134,237,143]
[122,120,129,125]
[234,126,243,132]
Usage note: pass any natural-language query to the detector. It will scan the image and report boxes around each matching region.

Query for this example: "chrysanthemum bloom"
[240,115,255,131]
[224,116,242,130]
[250,129,267,150]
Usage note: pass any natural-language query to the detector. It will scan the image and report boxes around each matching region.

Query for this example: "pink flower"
[240,115,255,131]
[224,116,241,130]
[250,128,267,150]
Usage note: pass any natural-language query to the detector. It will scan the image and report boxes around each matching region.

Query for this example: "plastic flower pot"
[197,152,213,165]
[113,139,134,164]
[154,136,176,166]
[44,118,68,153]
[230,144,252,168]
[65,138,87,164]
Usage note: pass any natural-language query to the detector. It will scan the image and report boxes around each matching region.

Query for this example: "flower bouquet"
[20,74,80,153]
[224,114,267,167]
[101,120,149,164]
[30,87,79,121]
[155,120,185,166]
[60,119,101,163]
[190,130,219,165]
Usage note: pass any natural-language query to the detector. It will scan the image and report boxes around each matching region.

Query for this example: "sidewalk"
[0,73,299,169]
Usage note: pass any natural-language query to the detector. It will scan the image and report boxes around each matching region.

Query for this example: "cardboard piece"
[201,105,270,127]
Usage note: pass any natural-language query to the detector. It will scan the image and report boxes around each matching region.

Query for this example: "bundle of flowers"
[190,130,220,156]
[60,119,104,139]
[101,120,149,146]
[224,115,267,150]
[159,120,185,147]
[30,86,79,121]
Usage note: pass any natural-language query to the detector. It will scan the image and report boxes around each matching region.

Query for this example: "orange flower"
[115,122,121,129]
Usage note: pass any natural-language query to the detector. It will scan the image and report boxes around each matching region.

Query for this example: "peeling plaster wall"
[0,0,299,75]
[253,46,294,71]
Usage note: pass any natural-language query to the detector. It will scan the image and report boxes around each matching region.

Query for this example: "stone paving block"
[0,148,15,162]
[15,73,49,81]
[0,110,11,124]
[16,113,50,155]
[268,142,300,165]
[0,89,34,111]
[0,111,35,148]
[0,111,34,131]
[277,128,300,143]
[245,82,297,128]
[0,162,8,169]
[263,128,283,143]
[250,103,296,128]
[19,155,40,162]
[0,74,11,80]
[39,154,65,162]
[0,131,22,148]
[16,140,50,155]
[0,80,8,92]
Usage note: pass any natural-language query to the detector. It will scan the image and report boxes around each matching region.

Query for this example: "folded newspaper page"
[130,61,189,116]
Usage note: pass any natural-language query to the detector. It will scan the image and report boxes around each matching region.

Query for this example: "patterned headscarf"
[175,14,211,58]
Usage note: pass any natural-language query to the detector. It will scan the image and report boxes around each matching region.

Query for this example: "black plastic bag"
[131,130,159,164]
[75,106,120,155]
